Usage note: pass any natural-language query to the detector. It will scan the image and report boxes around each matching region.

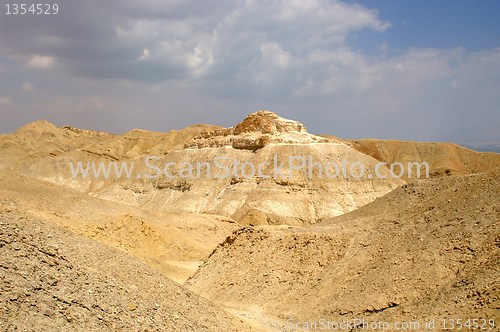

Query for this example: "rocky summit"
[184,110,329,150]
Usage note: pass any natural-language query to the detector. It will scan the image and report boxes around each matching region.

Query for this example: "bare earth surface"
[0,111,498,331]
[0,208,252,332]
[187,167,499,329]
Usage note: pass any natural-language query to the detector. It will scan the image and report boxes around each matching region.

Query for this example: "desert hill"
[2,111,497,226]
[338,137,500,179]
[0,206,252,331]
[0,120,219,181]
[97,111,406,225]
[186,167,499,328]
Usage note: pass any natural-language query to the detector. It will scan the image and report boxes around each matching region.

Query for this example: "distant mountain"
[462,143,500,153]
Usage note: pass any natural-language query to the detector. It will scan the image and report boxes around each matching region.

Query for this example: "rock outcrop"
[94,111,404,225]
[184,110,329,150]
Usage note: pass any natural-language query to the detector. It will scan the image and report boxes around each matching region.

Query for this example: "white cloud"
[187,46,214,76]
[107,0,388,84]
[27,55,55,69]
[451,47,500,89]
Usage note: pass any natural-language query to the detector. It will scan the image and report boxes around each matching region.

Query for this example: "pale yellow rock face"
[91,111,404,225]
[95,144,400,225]
[185,110,329,150]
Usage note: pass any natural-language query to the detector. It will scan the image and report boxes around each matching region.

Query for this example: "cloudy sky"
[0,0,499,147]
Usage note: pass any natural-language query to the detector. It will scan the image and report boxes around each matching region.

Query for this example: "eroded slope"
[0,171,239,283]
[0,207,252,331]
[187,168,499,327]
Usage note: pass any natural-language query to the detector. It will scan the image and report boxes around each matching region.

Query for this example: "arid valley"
[0,111,498,331]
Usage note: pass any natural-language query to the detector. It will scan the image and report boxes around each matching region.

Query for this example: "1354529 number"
[5,3,59,15]
[442,318,495,330]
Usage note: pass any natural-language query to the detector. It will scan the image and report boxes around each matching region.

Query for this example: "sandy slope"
[0,207,253,331]
[187,167,499,328]
[0,171,240,283]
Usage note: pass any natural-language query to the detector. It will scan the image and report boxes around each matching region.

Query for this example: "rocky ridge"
[184,111,330,150]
